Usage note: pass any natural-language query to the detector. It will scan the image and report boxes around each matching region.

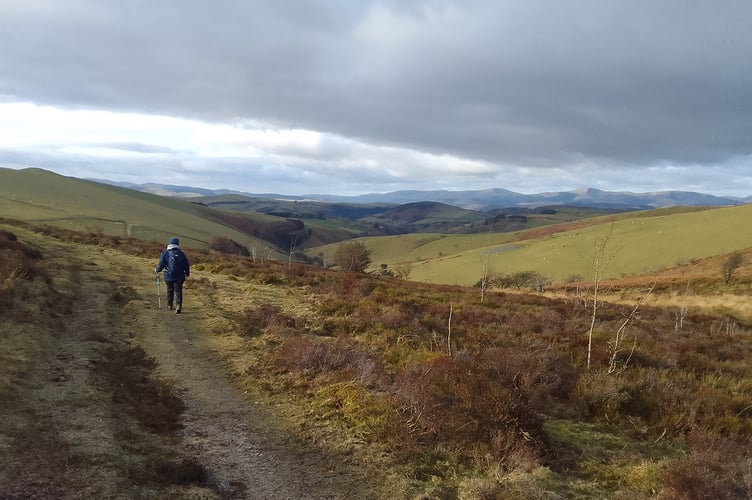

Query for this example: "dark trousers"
[165,280,184,308]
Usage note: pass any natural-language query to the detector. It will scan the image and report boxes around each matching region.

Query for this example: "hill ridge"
[92,174,747,210]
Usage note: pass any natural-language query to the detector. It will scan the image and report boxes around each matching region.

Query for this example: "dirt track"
[0,235,381,499]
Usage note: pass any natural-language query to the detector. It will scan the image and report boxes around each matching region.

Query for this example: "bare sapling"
[566,275,585,306]
[447,304,453,357]
[479,252,491,303]
[586,224,619,370]
[288,235,298,267]
[723,315,737,337]
[675,280,690,333]
[608,281,656,374]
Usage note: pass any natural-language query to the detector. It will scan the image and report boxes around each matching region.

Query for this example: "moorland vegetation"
[2,216,751,498]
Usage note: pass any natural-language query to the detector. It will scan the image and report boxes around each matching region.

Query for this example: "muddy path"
[0,234,383,499]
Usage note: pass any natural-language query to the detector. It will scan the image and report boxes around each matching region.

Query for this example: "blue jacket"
[156,246,190,282]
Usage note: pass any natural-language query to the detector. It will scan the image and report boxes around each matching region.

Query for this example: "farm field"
[312,204,752,287]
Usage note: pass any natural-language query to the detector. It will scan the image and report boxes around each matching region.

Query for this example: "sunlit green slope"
[410,204,752,285]
[0,167,281,255]
[311,204,752,286]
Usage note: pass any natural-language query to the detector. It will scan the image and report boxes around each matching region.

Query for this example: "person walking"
[156,237,190,313]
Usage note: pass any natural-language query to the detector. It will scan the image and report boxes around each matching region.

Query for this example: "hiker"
[156,237,190,313]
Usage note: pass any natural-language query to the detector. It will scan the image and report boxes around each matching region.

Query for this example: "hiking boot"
[167,304,173,310]
[175,304,182,314]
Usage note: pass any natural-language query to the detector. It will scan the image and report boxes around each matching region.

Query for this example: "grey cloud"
[3,145,750,197]
[0,145,403,195]
[1,1,751,182]
[0,147,186,179]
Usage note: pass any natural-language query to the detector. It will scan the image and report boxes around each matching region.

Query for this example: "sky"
[1,1,751,197]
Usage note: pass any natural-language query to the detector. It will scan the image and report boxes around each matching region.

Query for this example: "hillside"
[195,194,393,220]
[197,193,624,240]
[0,167,290,257]
[309,204,752,286]
[2,220,751,498]
[358,201,487,232]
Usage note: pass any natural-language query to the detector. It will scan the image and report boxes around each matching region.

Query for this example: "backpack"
[167,249,186,275]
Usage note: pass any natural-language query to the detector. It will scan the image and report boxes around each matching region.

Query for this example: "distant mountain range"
[94,179,748,211]
[308,188,748,210]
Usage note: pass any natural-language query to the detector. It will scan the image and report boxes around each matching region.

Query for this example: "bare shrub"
[393,355,545,468]
[334,241,372,272]
[660,429,752,499]
[209,236,249,256]
[571,369,629,422]
[379,309,413,332]
[721,252,743,285]
[237,303,298,336]
[569,365,752,438]
[0,231,46,310]
[274,336,385,388]
[0,241,42,280]
[492,271,550,291]
[529,355,580,413]
[486,427,541,473]
[319,315,361,337]
[572,367,690,430]
[394,261,412,279]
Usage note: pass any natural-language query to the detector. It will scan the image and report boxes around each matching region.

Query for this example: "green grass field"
[0,167,284,257]
[412,204,752,285]
[308,203,752,286]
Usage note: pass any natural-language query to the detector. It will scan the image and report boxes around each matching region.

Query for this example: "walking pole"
[156,274,162,309]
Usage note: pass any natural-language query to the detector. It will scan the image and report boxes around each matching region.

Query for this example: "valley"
[1,168,751,498]
[1,217,751,498]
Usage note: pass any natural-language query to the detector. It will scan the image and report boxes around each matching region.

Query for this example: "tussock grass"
[0,228,63,397]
